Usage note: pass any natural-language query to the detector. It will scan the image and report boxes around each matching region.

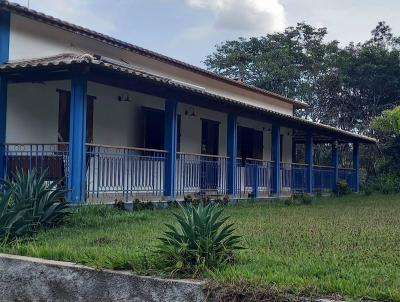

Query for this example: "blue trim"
[305,132,313,193]
[164,98,178,199]
[0,10,10,64]
[353,142,360,192]
[227,113,237,196]
[331,142,339,191]
[67,77,87,203]
[272,124,281,195]
[0,76,7,179]
[0,10,10,180]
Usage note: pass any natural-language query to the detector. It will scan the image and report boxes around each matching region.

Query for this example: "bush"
[0,170,70,242]
[284,193,313,206]
[336,179,352,197]
[132,199,154,211]
[157,202,243,276]
[368,174,400,195]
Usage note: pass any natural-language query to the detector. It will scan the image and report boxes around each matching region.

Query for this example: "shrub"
[0,170,70,241]
[284,193,313,206]
[368,174,400,195]
[157,202,243,276]
[132,199,154,211]
[113,199,126,211]
[336,179,352,197]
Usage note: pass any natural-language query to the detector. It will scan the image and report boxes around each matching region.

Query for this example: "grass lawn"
[2,194,400,301]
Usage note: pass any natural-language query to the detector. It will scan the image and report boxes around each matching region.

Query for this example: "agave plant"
[0,170,70,241]
[157,202,243,276]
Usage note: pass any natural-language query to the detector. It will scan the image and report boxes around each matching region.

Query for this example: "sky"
[12,0,400,67]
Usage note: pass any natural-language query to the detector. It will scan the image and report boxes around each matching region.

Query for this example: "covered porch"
[0,54,375,203]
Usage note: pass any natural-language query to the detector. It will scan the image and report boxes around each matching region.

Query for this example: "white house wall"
[6,80,292,164]
[9,13,294,116]
[6,81,68,143]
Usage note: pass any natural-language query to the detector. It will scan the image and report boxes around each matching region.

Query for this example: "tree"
[204,22,400,134]
[371,106,400,175]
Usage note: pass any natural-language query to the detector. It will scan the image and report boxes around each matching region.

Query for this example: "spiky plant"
[157,202,243,276]
[0,170,70,241]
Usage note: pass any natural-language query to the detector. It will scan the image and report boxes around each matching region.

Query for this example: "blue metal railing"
[313,165,335,192]
[291,163,307,192]
[86,144,166,201]
[176,152,228,197]
[339,168,356,191]
[236,159,273,197]
[2,143,69,185]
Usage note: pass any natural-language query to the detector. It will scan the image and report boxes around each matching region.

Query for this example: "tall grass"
[2,194,400,301]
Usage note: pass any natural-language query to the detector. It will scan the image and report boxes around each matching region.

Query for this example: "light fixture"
[118,92,132,103]
[184,107,197,117]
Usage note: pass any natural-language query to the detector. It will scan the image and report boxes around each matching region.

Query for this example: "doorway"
[200,119,220,192]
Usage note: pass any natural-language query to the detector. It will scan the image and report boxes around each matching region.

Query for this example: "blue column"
[227,113,237,196]
[353,142,360,193]
[0,10,10,180]
[305,132,313,193]
[331,142,339,192]
[164,99,178,199]
[0,77,7,180]
[0,10,10,64]
[271,124,281,196]
[68,77,87,203]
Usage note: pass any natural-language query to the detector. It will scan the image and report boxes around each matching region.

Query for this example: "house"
[0,1,376,203]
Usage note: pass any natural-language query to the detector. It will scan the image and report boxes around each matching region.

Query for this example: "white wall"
[6,80,292,163]
[87,82,164,147]
[9,13,294,116]
[6,81,68,143]
[178,103,227,156]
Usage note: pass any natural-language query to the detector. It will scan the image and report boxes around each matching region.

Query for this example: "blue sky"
[12,0,400,67]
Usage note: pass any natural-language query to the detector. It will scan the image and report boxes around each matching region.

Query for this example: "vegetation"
[336,179,352,197]
[369,106,400,193]
[157,202,242,276]
[2,194,400,301]
[205,21,400,186]
[0,170,70,242]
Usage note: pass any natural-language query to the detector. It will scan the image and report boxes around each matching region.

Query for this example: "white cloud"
[184,0,286,34]
[13,0,116,34]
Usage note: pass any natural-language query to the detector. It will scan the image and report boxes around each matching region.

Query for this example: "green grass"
[2,194,400,301]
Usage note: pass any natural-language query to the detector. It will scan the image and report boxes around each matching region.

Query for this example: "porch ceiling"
[0,53,377,145]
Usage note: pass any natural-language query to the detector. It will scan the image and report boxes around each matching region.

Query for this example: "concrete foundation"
[0,253,206,302]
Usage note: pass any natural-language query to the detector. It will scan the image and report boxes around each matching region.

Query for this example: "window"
[143,107,181,151]
[57,90,95,144]
[237,126,263,163]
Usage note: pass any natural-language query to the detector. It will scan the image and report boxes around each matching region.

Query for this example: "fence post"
[67,76,87,203]
[353,142,360,192]
[272,124,281,196]
[305,131,313,194]
[164,98,178,199]
[331,141,339,192]
[227,113,237,196]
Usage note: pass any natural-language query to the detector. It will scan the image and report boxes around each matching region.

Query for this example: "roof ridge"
[0,0,308,108]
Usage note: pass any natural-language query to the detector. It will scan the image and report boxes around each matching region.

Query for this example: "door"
[142,107,181,151]
[200,119,219,192]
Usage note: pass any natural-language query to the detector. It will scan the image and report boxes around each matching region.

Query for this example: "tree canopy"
[204,22,400,134]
